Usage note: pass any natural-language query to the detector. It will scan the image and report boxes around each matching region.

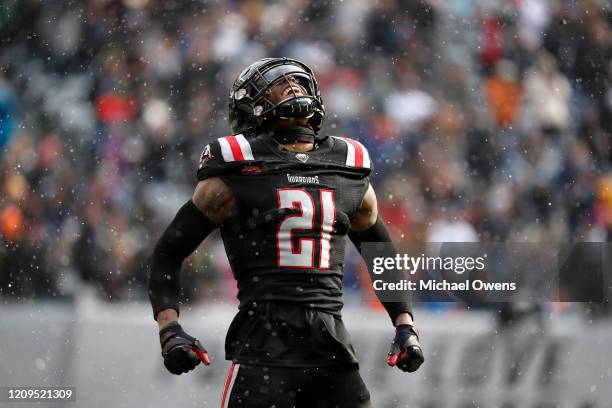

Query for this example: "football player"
[148,57,424,407]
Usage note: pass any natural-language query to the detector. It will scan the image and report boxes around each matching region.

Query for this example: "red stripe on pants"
[220,363,236,408]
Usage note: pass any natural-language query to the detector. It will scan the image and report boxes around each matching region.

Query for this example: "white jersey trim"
[218,134,254,162]
[333,136,371,168]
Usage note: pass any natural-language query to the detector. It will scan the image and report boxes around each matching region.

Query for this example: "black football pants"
[220,363,373,408]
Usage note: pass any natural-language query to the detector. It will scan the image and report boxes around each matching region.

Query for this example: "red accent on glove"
[191,347,212,365]
[387,350,407,367]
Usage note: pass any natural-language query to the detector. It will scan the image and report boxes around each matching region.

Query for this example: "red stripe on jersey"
[226,136,244,161]
[344,137,364,168]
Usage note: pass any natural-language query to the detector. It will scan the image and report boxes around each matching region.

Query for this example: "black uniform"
[198,131,374,407]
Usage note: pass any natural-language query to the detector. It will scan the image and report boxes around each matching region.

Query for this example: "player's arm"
[349,184,413,325]
[349,184,424,372]
[148,177,236,374]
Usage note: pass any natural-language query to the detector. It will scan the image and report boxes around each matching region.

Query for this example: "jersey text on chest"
[286,174,320,184]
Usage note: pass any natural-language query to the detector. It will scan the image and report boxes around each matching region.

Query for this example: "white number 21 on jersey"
[276,188,336,269]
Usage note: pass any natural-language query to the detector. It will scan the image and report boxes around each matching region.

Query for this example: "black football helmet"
[228,57,325,136]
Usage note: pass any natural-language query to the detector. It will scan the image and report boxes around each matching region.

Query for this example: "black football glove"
[387,324,424,372]
[159,321,211,375]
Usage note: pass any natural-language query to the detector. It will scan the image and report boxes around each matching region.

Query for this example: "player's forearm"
[148,200,217,320]
[349,216,414,325]
[149,248,183,320]
[377,288,414,325]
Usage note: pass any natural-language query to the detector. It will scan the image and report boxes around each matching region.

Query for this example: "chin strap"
[269,125,316,144]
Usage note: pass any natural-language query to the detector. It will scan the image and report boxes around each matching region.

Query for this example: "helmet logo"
[295,153,309,163]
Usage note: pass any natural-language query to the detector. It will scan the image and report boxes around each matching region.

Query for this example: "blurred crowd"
[0,0,611,309]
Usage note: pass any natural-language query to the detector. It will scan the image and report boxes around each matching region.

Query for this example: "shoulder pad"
[197,134,255,180]
[331,136,372,169]
[216,134,255,162]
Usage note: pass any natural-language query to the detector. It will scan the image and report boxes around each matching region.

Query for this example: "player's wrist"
[394,312,414,327]
[158,320,180,334]
[395,324,419,339]
[156,308,179,330]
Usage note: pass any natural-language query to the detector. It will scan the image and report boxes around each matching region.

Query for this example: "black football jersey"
[197,131,372,367]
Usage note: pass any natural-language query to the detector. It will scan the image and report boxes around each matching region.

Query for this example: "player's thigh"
[221,364,297,408]
[296,366,373,408]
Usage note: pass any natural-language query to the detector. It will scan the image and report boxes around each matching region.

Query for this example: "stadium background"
[0,0,611,406]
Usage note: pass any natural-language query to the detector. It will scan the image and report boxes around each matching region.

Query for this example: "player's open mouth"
[281,86,303,97]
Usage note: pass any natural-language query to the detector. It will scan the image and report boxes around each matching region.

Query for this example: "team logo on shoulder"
[241,164,262,175]
[199,145,212,169]
[295,153,309,163]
